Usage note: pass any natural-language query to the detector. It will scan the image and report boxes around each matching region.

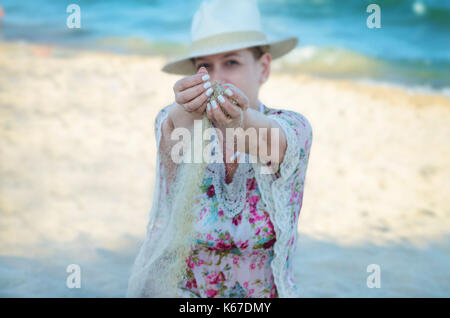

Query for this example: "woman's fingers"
[217,94,242,118]
[177,81,213,106]
[173,66,209,92]
[173,66,211,112]
[221,83,249,111]
[206,102,214,121]
[183,90,210,113]
[209,98,232,125]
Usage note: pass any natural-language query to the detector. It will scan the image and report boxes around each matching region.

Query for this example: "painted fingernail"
[225,88,233,96]
[202,74,210,81]
[211,100,218,109]
[207,103,211,111]
[217,95,225,104]
[205,87,213,96]
[203,81,211,89]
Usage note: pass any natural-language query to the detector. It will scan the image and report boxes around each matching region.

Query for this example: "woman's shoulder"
[156,102,175,120]
[264,105,313,136]
[154,103,176,129]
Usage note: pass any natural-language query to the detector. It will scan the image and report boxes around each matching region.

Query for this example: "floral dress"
[175,102,301,298]
[126,101,313,298]
[177,161,280,298]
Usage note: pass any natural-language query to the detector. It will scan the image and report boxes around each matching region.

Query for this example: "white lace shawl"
[126,102,313,298]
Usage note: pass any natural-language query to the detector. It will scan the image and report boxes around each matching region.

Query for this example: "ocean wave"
[272,45,450,93]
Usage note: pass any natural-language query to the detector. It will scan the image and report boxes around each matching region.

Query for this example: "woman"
[126,0,313,298]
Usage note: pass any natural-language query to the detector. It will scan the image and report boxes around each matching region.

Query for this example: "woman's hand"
[170,66,213,129]
[206,83,250,163]
[206,83,249,130]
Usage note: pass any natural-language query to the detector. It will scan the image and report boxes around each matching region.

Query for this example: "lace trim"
[203,102,265,219]
[205,157,253,219]
[269,115,300,181]
[251,109,302,298]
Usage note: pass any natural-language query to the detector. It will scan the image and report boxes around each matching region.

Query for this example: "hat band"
[190,31,268,52]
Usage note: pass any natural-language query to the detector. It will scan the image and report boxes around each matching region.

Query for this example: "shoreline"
[2,39,449,100]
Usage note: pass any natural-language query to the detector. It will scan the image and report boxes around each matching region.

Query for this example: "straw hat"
[161,0,298,75]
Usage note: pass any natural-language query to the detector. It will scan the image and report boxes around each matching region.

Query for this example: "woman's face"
[193,48,271,110]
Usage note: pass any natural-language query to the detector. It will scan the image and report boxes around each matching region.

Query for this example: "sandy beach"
[0,41,449,297]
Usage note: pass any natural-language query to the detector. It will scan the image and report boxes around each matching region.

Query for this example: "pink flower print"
[233,256,239,265]
[206,184,215,198]
[206,289,218,298]
[216,240,236,250]
[232,213,242,226]
[249,217,255,224]
[255,228,261,236]
[240,240,249,249]
[263,238,276,249]
[206,233,213,241]
[199,206,208,219]
[246,178,257,191]
[250,263,256,270]
[243,281,249,289]
[249,195,260,207]
[224,232,231,240]
[249,196,260,215]
[185,277,198,290]
[266,219,275,236]
[251,210,266,222]
[218,209,224,217]
[185,256,195,269]
[270,287,276,298]
[289,192,295,204]
[208,272,226,285]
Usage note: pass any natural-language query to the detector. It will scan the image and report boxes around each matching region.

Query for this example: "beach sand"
[0,41,449,297]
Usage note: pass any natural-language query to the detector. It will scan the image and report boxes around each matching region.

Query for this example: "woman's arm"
[162,101,287,173]
[240,108,287,170]
[158,102,201,189]
[204,83,287,171]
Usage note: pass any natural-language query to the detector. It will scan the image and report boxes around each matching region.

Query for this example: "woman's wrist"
[169,102,204,130]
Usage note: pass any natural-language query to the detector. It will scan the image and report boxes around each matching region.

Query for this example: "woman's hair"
[190,45,270,65]
[248,45,270,60]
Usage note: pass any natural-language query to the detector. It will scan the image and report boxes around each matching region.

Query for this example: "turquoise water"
[1,0,449,93]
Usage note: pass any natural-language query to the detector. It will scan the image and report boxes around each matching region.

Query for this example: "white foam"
[354,78,450,98]
[412,1,427,16]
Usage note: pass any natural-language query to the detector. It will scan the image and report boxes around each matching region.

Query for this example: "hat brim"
[161,36,298,75]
